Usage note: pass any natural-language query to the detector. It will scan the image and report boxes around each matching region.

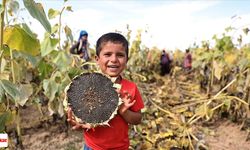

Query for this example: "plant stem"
[0,0,6,71]
[10,48,22,147]
[58,6,65,50]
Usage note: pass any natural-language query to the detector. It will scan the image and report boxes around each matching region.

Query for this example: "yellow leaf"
[213,60,223,80]
[224,52,237,65]
[3,25,40,56]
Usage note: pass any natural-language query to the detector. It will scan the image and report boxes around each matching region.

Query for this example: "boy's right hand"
[67,107,92,130]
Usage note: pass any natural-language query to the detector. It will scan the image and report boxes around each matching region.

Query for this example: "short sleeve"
[130,85,144,112]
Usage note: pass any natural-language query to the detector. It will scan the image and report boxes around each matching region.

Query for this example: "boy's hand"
[118,90,135,115]
[67,107,91,130]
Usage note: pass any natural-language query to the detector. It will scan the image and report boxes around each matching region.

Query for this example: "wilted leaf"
[0,72,9,80]
[48,99,58,115]
[64,25,73,43]
[16,84,33,106]
[23,0,51,33]
[58,100,64,117]
[7,0,19,16]
[223,99,231,111]
[224,52,237,65]
[65,6,73,12]
[3,25,40,56]
[243,28,249,35]
[213,60,223,80]
[48,8,60,19]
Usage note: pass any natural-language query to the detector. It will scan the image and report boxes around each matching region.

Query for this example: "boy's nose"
[110,55,118,62]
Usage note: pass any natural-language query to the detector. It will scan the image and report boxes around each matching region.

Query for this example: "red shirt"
[84,78,144,150]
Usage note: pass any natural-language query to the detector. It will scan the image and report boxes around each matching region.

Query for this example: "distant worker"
[169,50,174,63]
[70,30,90,62]
[160,49,171,76]
[183,49,192,71]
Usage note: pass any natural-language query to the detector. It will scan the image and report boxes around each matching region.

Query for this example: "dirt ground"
[6,105,249,150]
[205,120,250,150]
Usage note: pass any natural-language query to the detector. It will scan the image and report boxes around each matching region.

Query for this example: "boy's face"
[95,41,127,77]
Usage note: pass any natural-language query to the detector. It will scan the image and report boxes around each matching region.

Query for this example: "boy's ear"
[95,55,99,62]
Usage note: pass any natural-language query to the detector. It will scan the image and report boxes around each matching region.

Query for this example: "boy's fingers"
[81,123,91,129]
[67,107,72,118]
[131,100,136,105]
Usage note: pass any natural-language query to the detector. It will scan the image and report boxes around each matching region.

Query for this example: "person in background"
[183,49,192,71]
[70,30,90,62]
[169,50,174,63]
[160,49,171,76]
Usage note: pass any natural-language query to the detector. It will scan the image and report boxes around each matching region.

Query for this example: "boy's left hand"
[118,90,135,115]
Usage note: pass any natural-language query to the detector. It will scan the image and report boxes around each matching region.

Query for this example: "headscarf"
[78,30,88,41]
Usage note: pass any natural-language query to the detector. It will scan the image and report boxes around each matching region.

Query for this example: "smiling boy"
[67,32,144,150]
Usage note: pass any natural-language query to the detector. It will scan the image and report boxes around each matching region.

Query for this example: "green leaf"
[0,112,9,132]
[67,67,83,79]
[43,79,59,101]
[48,8,60,19]
[15,52,41,67]
[3,25,40,56]
[23,0,51,33]
[0,4,4,14]
[59,74,71,92]
[41,37,59,57]
[0,85,4,102]
[51,51,72,71]
[0,80,20,102]
[21,23,38,39]
[38,61,53,80]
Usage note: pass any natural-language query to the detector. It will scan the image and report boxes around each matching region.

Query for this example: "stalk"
[0,0,6,71]
[58,6,65,50]
[10,47,23,148]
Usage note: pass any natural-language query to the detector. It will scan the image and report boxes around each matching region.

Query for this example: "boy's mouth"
[107,65,119,69]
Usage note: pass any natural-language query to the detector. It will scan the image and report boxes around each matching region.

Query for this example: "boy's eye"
[104,53,111,56]
[117,54,125,57]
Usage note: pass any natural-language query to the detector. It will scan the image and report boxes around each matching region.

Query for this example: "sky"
[21,0,250,50]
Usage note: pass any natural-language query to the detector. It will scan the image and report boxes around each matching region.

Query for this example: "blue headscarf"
[78,30,88,41]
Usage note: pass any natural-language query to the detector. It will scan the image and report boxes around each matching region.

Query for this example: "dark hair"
[96,32,129,58]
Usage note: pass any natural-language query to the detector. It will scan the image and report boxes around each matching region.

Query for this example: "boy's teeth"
[109,66,118,68]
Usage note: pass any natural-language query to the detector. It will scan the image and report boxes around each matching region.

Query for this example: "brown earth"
[205,120,250,150]
[6,105,250,150]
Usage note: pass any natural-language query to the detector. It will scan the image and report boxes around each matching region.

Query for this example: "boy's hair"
[96,32,129,58]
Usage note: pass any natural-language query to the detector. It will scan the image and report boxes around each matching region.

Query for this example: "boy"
[67,32,144,150]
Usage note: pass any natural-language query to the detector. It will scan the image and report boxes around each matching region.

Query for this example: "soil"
[205,120,250,150]
[7,105,83,150]
[6,104,250,150]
